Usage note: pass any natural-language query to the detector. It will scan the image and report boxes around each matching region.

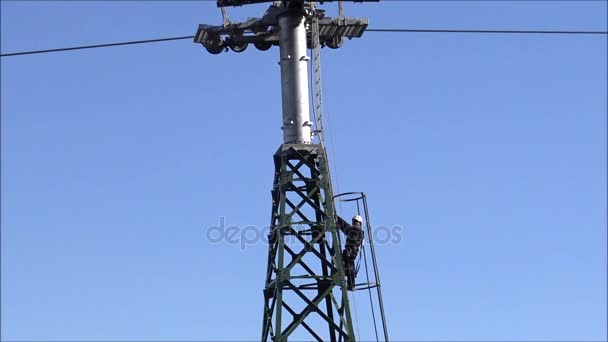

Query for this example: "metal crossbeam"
[217,0,379,8]
[194,16,368,54]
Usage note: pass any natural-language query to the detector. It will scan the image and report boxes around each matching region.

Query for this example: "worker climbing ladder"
[334,192,390,342]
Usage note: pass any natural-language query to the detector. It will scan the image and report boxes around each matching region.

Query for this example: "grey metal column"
[278,9,312,144]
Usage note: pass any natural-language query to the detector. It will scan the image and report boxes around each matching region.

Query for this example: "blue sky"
[1,1,606,341]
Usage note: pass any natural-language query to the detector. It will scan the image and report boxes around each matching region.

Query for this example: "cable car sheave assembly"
[194,0,370,54]
[195,1,388,341]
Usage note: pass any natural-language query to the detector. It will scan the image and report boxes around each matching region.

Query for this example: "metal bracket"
[194,4,368,54]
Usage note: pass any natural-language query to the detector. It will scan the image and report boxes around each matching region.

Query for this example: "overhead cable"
[366,28,608,34]
[0,36,195,57]
[2,28,606,57]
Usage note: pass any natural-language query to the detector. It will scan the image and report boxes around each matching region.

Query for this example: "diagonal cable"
[0,35,195,57]
[2,28,606,57]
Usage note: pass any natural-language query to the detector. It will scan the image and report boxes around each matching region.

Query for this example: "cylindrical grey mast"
[278,8,312,144]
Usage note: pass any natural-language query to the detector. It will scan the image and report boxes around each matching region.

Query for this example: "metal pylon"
[261,144,355,342]
[194,2,371,340]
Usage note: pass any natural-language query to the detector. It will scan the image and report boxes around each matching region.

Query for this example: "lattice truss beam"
[262,144,355,342]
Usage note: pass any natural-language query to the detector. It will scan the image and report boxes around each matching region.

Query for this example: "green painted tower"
[194,1,385,340]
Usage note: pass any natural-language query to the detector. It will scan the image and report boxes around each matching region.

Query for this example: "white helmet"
[352,215,363,224]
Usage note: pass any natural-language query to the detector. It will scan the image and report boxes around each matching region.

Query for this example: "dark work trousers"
[343,245,359,290]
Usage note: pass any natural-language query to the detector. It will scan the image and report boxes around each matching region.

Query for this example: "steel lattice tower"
[263,143,353,341]
[194,1,373,340]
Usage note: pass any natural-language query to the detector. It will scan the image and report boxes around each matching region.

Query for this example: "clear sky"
[1,1,606,341]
